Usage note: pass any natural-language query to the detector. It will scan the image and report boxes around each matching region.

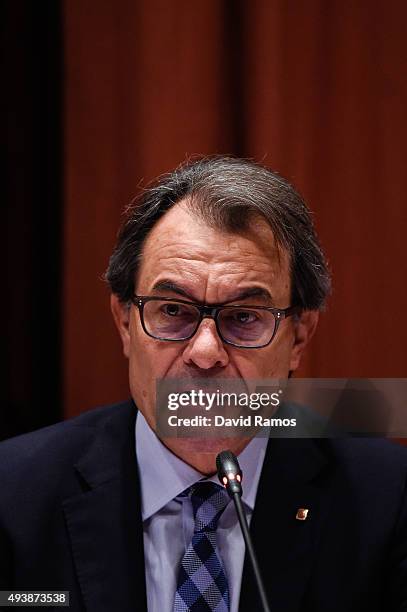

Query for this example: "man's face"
[112,200,318,466]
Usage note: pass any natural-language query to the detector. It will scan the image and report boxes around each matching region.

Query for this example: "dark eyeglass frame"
[131,295,300,349]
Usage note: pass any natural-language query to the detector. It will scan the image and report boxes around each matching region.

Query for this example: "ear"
[289,310,319,372]
[110,294,131,358]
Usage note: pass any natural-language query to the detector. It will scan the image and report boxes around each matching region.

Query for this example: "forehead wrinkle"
[148,260,278,284]
[141,229,287,281]
[142,221,284,267]
[138,204,292,304]
[145,254,282,275]
[141,252,288,297]
[144,230,281,259]
[148,270,281,307]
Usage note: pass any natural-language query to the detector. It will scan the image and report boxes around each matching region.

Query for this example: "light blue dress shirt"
[135,412,269,611]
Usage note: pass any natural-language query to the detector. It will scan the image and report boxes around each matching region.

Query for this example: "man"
[1,157,406,611]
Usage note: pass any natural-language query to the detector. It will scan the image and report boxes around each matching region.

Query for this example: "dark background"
[3,0,407,440]
[4,1,63,439]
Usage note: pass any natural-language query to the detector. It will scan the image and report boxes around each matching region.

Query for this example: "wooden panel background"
[64,0,407,417]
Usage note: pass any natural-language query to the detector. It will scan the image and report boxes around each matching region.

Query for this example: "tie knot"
[188,481,230,532]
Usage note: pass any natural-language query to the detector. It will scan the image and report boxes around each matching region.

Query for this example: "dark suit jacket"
[0,400,406,611]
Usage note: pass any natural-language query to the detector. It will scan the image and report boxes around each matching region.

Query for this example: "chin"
[163,436,250,461]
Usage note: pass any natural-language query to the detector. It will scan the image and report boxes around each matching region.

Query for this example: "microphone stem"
[232,492,271,612]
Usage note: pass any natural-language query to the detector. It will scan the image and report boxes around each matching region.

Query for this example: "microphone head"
[216,450,243,497]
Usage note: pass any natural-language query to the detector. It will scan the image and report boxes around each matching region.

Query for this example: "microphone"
[216,450,271,612]
[216,449,243,495]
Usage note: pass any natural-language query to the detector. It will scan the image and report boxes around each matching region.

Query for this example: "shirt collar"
[136,411,269,521]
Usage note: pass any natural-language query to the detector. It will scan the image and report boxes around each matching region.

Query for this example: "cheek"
[231,352,275,379]
[128,319,183,380]
[232,329,294,379]
[266,326,296,375]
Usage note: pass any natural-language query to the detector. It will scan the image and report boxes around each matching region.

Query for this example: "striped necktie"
[174,481,231,611]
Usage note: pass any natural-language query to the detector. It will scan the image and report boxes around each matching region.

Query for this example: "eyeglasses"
[131,295,300,349]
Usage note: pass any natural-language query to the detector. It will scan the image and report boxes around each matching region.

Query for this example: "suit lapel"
[62,404,147,612]
[239,437,332,612]
[61,404,333,611]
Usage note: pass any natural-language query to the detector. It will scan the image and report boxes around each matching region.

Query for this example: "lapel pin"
[296,508,309,521]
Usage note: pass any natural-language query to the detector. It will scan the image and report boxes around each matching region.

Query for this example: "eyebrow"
[151,280,275,305]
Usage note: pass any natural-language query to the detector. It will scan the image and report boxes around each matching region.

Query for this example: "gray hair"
[105,156,331,309]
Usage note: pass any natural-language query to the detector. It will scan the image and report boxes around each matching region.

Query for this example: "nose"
[182,318,229,370]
